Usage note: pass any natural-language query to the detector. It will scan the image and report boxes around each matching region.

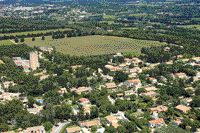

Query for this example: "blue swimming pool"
[74,107,79,110]
[37,99,43,103]
[97,128,105,133]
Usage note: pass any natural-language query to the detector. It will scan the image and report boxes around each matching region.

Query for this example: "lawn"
[121,27,138,30]
[178,25,200,30]
[15,35,163,56]
[0,28,72,37]
[0,40,15,45]
[155,123,189,133]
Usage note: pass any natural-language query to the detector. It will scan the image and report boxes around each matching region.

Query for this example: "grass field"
[178,25,200,30]
[0,28,72,37]
[0,40,15,45]
[14,35,164,56]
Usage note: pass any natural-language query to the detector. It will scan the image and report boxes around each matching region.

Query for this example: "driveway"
[51,122,69,133]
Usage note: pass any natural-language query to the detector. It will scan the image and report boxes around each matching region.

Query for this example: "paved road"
[51,122,69,133]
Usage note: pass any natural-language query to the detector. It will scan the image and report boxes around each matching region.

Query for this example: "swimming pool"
[97,128,105,133]
[74,107,79,110]
[37,99,43,103]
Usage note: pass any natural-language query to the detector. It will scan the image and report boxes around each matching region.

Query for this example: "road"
[51,122,69,133]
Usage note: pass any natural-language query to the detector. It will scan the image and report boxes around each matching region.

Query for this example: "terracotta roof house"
[79,119,101,128]
[124,79,142,89]
[182,58,190,63]
[175,105,192,114]
[175,72,187,79]
[147,106,168,113]
[149,63,160,69]
[0,81,16,89]
[165,60,173,65]
[148,77,157,84]
[0,60,5,64]
[71,65,82,70]
[149,118,165,128]
[173,120,182,126]
[140,92,159,98]
[76,87,92,94]
[22,125,46,133]
[2,131,15,133]
[105,115,118,123]
[104,83,117,90]
[112,122,120,129]
[144,86,158,92]
[58,88,67,94]
[78,98,90,105]
[177,55,183,59]
[128,73,137,79]
[185,87,195,91]
[192,57,200,63]
[66,126,82,133]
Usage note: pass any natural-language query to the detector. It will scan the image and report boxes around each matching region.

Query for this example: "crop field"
[178,25,200,30]
[13,35,164,56]
[0,40,14,45]
[0,28,72,37]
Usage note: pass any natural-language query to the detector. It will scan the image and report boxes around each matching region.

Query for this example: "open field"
[178,25,200,30]
[121,27,138,30]
[13,35,164,56]
[0,40,15,45]
[0,28,72,37]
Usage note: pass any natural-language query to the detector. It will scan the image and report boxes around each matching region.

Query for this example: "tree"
[54,104,72,120]
[192,120,200,129]
[20,38,24,43]
[114,71,128,83]
[42,35,45,40]
[0,123,9,132]
[138,88,145,94]
[105,125,117,133]
[90,106,99,119]
[32,37,35,41]
[15,37,19,43]
[91,125,98,133]
[27,96,35,108]
[130,94,137,101]
[43,121,53,131]
[117,126,129,133]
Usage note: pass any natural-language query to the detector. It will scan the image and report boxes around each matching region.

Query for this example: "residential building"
[148,77,157,84]
[116,93,123,98]
[105,115,118,124]
[124,79,142,89]
[30,51,39,71]
[0,81,16,89]
[128,73,137,79]
[124,90,135,96]
[147,106,168,114]
[181,98,193,106]
[185,87,195,91]
[102,75,114,82]
[149,118,165,128]
[71,65,82,71]
[66,126,82,133]
[175,72,187,79]
[76,87,92,94]
[0,60,4,64]
[58,88,67,94]
[140,92,159,98]
[22,125,46,133]
[175,105,192,114]
[173,120,182,126]
[78,98,91,106]
[192,57,200,64]
[79,119,101,128]
[104,83,117,90]
[144,86,158,93]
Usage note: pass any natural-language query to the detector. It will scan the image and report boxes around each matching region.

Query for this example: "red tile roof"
[149,118,165,125]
